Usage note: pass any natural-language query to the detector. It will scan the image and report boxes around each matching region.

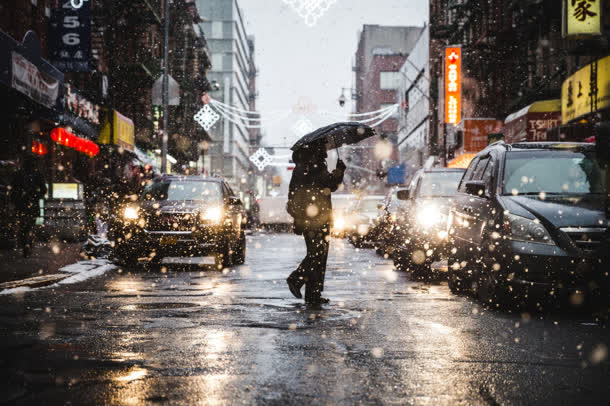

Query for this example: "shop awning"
[503,99,561,143]
[505,99,561,124]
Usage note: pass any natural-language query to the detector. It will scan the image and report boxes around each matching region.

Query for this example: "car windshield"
[503,150,606,195]
[360,199,383,212]
[418,172,463,198]
[140,181,222,201]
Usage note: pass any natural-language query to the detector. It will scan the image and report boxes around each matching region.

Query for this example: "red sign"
[445,47,461,125]
[50,127,99,157]
[32,140,49,155]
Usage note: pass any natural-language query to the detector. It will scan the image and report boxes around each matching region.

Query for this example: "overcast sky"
[238,0,428,147]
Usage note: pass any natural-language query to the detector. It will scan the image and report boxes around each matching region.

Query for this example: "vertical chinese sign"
[445,46,461,125]
[49,0,91,71]
[563,0,602,39]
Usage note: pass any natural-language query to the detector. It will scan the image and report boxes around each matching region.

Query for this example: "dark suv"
[447,142,609,306]
[114,176,246,268]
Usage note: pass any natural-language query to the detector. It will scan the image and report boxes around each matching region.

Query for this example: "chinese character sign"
[49,0,91,71]
[445,47,461,125]
[563,0,601,38]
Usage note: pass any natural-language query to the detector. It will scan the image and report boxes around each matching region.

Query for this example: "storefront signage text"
[561,55,610,123]
[63,84,100,124]
[445,47,461,125]
[98,110,135,152]
[563,0,602,38]
[49,0,91,71]
[11,51,60,108]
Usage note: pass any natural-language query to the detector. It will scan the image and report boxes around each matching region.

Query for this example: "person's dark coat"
[288,147,345,234]
[11,166,47,215]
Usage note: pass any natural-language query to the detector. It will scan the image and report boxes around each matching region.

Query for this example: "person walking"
[286,140,346,305]
[11,155,47,257]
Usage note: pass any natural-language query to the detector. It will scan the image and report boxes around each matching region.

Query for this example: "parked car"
[392,168,466,276]
[447,142,609,307]
[114,175,247,268]
[258,195,292,231]
[375,187,410,257]
[331,193,358,237]
[348,195,385,246]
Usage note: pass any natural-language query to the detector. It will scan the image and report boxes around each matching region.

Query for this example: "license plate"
[160,236,177,245]
[162,256,216,265]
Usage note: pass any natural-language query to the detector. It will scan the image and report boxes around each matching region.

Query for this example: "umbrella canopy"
[291,122,376,151]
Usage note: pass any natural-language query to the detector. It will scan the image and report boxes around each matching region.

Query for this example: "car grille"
[560,227,608,253]
[145,212,197,232]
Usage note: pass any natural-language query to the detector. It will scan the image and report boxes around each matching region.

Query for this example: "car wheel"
[115,245,139,268]
[478,268,513,309]
[232,231,246,265]
[216,238,233,269]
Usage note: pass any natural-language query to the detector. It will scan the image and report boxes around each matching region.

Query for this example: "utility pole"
[161,0,169,173]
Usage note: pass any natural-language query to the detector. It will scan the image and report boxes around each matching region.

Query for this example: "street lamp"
[337,87,357,107]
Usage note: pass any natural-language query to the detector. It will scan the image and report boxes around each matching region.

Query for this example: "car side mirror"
[465,180,486,197]
[396,190,410,200]
[227,196,242,206]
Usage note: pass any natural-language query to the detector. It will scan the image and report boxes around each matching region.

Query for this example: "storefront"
[554,55,610,140]
[0,30,65,241]
[503,99,561,143]
[447,118,503,168]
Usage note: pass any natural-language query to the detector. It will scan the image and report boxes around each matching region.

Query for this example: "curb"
[0,274,70,290]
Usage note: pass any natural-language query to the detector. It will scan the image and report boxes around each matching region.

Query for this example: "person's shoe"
[286,277,302,299]
[306,297,329,305]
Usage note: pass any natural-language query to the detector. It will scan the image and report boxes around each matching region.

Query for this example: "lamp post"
[337,87,357,107]
[161,0,170,174]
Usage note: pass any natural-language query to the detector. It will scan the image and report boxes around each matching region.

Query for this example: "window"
[458,157,479,193]
[140,181,222,201]
[212,21,223,38]
[379,71,400,90]
[212,54,223,71]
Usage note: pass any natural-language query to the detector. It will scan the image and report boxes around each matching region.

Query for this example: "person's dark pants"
[16,211,36,256]
[289,227,330,302]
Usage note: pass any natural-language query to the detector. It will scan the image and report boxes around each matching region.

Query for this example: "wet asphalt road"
[1,233,609,405]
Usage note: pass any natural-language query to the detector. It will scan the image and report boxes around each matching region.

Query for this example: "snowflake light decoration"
[282,0,338,27]
[194,105,220,131]
[249,148,274,171]
[291,117,314,138]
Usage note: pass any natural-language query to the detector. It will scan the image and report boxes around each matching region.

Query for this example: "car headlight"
[416,205,447,229]
[123,206,139,220]
[504,212,555,245]
[334,216,345,230]
[201,206,223,224]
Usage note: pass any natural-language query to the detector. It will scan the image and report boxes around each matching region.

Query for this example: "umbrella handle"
[333,134,341,161]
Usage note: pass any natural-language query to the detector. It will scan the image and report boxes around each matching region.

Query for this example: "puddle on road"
[119,303,200,311]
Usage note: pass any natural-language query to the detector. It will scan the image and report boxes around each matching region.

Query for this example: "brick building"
[352,25,422,190]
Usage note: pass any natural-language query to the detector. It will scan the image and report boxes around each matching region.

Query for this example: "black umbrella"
[291,122,376,153]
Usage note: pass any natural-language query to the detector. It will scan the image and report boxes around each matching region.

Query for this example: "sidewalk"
[0,242,83,286]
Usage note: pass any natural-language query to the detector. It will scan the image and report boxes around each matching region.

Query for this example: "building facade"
[397,25,429,173]
[352,25,422,189]
[198,0,257,191]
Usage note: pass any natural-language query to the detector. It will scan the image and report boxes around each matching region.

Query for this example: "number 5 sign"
[49,0,91,72]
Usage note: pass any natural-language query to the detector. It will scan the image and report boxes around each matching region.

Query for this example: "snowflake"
[249,148,274,171]
[291,117,314,138]
[194,105,220,131]
[282,0,338,27]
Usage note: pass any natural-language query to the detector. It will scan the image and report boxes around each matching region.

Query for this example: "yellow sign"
[99,109,135,151]
[561,55,610,124]
[563,0,602,38]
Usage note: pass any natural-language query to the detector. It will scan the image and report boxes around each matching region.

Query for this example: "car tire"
[215,240,233,270]
[115,245,139,268]
[232,231,246,265]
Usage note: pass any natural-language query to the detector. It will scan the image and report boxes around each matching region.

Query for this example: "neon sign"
[445,47,461,125]
[50,127,99,157]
